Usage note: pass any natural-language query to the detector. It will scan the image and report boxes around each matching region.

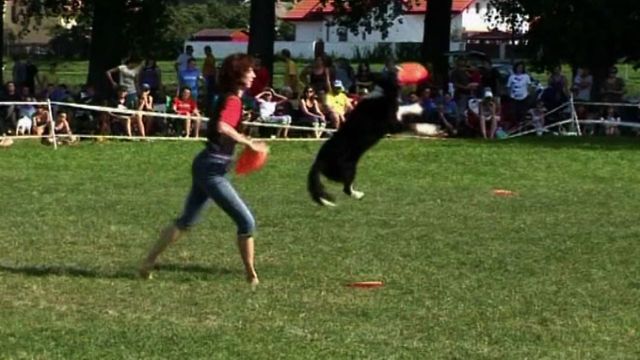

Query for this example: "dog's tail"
[308,161,336,206]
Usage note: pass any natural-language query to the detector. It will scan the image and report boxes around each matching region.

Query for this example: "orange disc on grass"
[493,189,516,196]
[347,281,384,288]
[235,147,268,175]
[397,62,429,85]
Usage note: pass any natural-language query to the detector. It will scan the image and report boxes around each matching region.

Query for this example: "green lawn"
[1,138,639,359]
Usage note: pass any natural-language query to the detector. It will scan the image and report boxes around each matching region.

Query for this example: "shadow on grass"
[0,263,136,280]
[0,262,240,280]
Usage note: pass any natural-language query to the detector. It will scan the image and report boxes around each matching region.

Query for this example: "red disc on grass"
[397,62,429,85]
[493,189,516,197]
[347,281,384,289]
[235,147,268,175]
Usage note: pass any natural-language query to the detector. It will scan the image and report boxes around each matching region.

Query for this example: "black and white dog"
[307,76,422,206]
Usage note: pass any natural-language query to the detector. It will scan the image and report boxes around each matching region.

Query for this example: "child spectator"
[479,89,499,139]
[54,111,77,143]
[602,106,621,136]
[529,99,547,136]
[255,88,292,138]
[136,83,155,135]
[173,87,201,138]
[110,85,145,138]
[326,80,353,129]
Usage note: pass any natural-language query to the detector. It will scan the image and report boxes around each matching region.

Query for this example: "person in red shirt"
[140,53,268,285]
[172,87,201,138]
[248,56,271,97]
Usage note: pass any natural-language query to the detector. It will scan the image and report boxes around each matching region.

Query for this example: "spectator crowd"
[1,45,639,148]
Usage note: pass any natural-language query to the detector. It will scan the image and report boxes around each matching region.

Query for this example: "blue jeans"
[175,150,256,236]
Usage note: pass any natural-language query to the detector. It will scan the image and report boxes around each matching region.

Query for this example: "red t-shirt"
[206,95,243,157]
[173,97,197,115]
[218,95,242,128]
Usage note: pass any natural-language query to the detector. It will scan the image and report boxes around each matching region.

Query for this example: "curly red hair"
[217,53,254,94]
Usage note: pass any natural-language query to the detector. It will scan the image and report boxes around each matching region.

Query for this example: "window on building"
[337,27,348,42]
[475,2,481,13]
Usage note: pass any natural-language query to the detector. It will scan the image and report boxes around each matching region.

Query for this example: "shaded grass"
[1,138,639,359]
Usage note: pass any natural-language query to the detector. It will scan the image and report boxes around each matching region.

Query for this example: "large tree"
[248,0,276,86]
[489,0,640,95]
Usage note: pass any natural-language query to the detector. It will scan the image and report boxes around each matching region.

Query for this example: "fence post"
[47,99,57,150]
[570,95,582,136]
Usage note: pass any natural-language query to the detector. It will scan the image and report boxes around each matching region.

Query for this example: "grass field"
[1,138,640,359]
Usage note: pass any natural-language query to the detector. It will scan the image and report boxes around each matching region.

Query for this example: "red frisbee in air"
[235,147,268,175]
[346,281,384,289]
[397,62,429,85]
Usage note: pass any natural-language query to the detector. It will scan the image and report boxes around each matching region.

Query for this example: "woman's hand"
[248,140,269,153]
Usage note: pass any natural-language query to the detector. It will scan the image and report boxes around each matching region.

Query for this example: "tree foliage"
[320,0,408,39]
[489,0,640,72]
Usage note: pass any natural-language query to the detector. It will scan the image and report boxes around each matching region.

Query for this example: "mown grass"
[1,138,639,359]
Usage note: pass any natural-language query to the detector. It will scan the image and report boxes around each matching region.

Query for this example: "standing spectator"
[302,56,331,93]
[450,57,476,124]
[468,64,483,98]
[106,57,143,109]
[572,67,593,102]
[380,57,398,82]
[0,81,21,133]
[202,45,217,101]
[24,60,38,95]
[542,65,569,112]
[281,49,299,96]
[333,58,355,94]
[248,56,271,97]
[600,66,625,104]
[255,88,292,138]
[139,58,162,100]
[12,57,27,89]
[178,58,204,101]
[175,45,194,74]
[480,59,500,102]
[37,63,59,93]
[506,61,532,124]
[173,87,201,138]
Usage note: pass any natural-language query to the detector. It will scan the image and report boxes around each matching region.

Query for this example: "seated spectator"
[442,92,458,121]
[528,99,547,136]
[54,111,77,143]
[428,101,457,136]
[355,62,374,92]
[172,87,201,138]
[298,85,326,138]
[478,89,499,139]
[602,106,621,136]
[404,91,420,105]
[420,87,437,119]
[110,85,145,138]
[74,84,98,135]
[255,88,292,138]
[32,104,51,137]
[326,80,353,129]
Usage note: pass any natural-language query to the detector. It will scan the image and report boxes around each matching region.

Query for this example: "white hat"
[483,88,494,98]
[333,79,344,89]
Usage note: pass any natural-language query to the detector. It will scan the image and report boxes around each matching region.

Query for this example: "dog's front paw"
[319,197,337,207]
[350,190,365,200]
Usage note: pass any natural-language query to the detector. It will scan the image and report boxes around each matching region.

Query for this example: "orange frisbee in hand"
[397,62,429,85]
[235,147,268,175]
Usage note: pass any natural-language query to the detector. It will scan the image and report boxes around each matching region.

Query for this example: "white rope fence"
[0,99,337,148]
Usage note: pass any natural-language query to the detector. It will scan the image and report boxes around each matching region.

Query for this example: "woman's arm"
[106,67,119,87]
[217,121,267,152]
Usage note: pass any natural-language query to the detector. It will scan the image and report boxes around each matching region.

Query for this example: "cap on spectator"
[142,83,151,91]
[483,88,493,99]
[333,79,344,90]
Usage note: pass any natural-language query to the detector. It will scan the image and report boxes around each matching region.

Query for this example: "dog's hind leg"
[342,166,365,200]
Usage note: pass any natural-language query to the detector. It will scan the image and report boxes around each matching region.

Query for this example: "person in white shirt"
[174,45,194,74]
[255,88,292,138]
[506,61,532,124]
[572,67,593,102]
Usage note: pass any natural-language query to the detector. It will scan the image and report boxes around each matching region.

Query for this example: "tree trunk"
[87,0,128,100]
[422,0,452,90]
[0,0,4,84]
[248,0,275,86]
